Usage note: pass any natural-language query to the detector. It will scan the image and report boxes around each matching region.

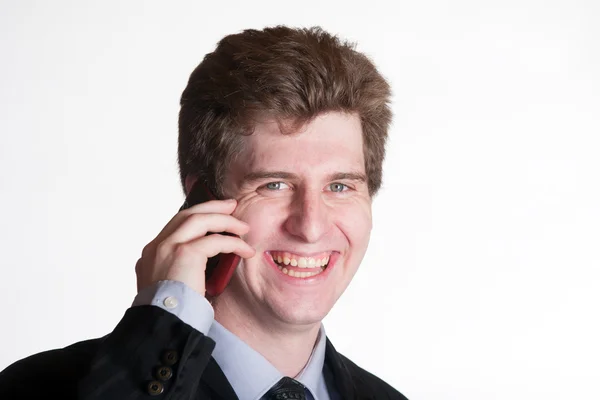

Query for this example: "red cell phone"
[179,182,241,297]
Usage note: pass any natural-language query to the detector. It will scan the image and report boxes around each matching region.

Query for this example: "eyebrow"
[242,170,367,184]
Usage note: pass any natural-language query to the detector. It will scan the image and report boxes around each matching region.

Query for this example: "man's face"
[222,111,372,326]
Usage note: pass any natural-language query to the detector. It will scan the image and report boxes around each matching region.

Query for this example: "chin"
[265,292,338,326]
[269,304,331,326]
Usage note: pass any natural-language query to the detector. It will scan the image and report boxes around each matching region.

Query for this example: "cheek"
[334,202,372,245]
[236,201,286,246]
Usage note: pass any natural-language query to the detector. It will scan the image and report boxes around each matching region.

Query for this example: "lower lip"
[263,252,339,284]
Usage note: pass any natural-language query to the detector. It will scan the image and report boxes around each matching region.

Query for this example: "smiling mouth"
[269,251,331,278]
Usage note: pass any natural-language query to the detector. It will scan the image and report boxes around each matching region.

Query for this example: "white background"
[1,1,599,399]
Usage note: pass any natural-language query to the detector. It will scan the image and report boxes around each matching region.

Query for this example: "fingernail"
[225,198,236,203]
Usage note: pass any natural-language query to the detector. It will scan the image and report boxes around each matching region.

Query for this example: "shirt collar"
[208,320,328,400]
[295,325,328,399]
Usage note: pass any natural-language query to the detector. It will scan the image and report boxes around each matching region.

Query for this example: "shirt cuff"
[132,280,214,335]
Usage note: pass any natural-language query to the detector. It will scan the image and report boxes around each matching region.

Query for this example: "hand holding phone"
[135,183,255,297]
[178,183,246,296]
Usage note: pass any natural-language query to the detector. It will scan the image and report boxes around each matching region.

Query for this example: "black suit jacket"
[0,306,407,399]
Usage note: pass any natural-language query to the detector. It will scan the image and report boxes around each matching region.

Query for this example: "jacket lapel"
[323,338,356,399]
[199,357,239,400]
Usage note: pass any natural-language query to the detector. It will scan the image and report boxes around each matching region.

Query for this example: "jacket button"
[155,365,173,381]
[162,350,179,366]
[147,380,164,395]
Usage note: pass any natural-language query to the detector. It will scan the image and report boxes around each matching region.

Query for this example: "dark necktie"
[264,376,306,400]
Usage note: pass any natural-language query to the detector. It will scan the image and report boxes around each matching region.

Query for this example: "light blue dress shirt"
[133,280,335,400]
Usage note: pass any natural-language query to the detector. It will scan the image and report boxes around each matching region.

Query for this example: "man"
[0,26,407,399]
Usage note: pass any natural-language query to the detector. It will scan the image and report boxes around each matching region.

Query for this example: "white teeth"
[283,256,290,265]
[307,258,316,267]
[298,258,307,268]
[277,255,283,263]
[277,265,324,278]
[290,258,298,267]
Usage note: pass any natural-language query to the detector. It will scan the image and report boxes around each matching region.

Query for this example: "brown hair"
[178,26,392,197]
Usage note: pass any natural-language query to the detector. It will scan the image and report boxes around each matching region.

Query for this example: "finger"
[174,234,256,263]
[154,199,238,244]
[164,213,250,249]
[185,198,237,214]
[165,234,256,291]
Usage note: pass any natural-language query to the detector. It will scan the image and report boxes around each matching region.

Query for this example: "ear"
[184,175,199,196]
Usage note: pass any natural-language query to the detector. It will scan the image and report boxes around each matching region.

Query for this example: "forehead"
[234,112,365,176]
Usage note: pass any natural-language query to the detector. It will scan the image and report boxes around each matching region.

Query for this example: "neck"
[212,290,321,377]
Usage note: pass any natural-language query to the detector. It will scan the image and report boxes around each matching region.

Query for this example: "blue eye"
[329,183,347,193]
[265,182,289,190]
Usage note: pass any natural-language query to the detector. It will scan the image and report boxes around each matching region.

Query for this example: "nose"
[284,188,332,243]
